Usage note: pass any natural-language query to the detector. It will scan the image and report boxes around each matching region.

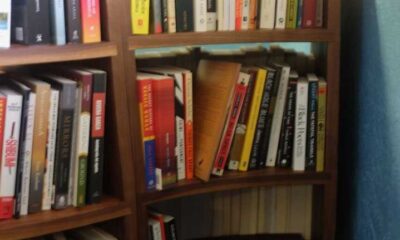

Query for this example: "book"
[223,0,230,31]
[238,67,267,171]
[228,0,235,31]
[285,0,298,29]
[275,0,287,29]
[235,0,242,30]
[65,0,82,43]
[149,211,167,240]
[217,0,224,31]
[207,0,217,31]
[0,87,22,219]
[241,0,250,30]
[296,0,304,28]
[305,74,318,171]
[151,0,162,33]
[212,72,250,176]
[166,0,176,33]
[248,0,258,30]
[292,78,308,171]
[248,68,276,170]
[131,0,150,34]
[149,218,163,240]
[50,0,66,45]
[41,89,59,210]
[83,68,107,203]
[316,79,326,172]
[315,0,324,27]
[11,0,51,45]
[0,93,9,218]
[194,60,241,181]
[68,226,118,240]
[302,0,316,28]
[81,0,101,43]
[266,65,290,167]
[175,0,194,32]
[0,0,11,48]
[161,0,168,32]
[259,0,276,29]
[163,214,178,240]
[194,0,207,32]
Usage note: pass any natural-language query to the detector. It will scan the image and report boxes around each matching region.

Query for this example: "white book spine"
[259,0,276,29]
[223,0,230,30]
[149,219,163,240]
[175,74,186,181]
[275,0,287,29]
[217,0,225,30]
[0,93,23,212]
[20,93,36,216]
[292,79,309,171]
[241,0,250,30]
[194,0,208,32]
[167,0,176,33]
[266,66,290,167]
[207,0,217,31]
[0,0,11,48]
[228,0,236,31]
[42,90,59,210]
[315,0,324,27]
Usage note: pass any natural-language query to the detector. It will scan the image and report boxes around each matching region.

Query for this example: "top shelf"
[129,29,339,50]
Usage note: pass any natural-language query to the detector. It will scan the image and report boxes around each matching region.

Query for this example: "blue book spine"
[50,0,66,45]
[297,0,304,28]
[144,139,156,190]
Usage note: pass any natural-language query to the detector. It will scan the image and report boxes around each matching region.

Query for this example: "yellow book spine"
[316,80,327,172]
[238,68,267,171]
[286,0,298,29]
[131,0,150,35]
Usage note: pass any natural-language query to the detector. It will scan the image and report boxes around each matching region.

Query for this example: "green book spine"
[286,0,298,29]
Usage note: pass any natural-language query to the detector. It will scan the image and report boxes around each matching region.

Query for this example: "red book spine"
[183,73,193,180]
[212,81,248,176]
[302,0,317,28]
[0,97,9,219]
[81,0,101,43]
[149,213,166,240]
[235,0,243,30]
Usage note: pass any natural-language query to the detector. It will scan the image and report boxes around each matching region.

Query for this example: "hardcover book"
[0,0,11,48]
[50,0,66,45]
[241,0,250,30]
[248,0,258,30]
[0,93,8,218]
[275,0,288,29]
[194,0,207,32]
[315,0,324,27]
[161,0,168,32]
[81,0,101,43]
[302,0,317,28]
[286,0,298,29]
[316,79,326,172]
[217,0,224,31]
[305,74,318,171]
[131,0,150,34]
[259,0,276,29]
[206,0,217,31]
[296,0,304,27]
[176,0,194,32]
[65,0,82,43]
[166,0,176,33]
[235,0,243,30]
[151,0,162,33]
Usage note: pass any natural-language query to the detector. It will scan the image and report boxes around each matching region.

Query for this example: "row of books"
[0,0,102,48]
[131,0,324,35]
[0,68,107,220]
[149,211,178,240]
[26,226,117,240]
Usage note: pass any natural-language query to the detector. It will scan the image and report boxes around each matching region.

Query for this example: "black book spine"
[161,0,168,32]
[87,70,107,204]
[257,68,282,168]
[277,79,297,168]
[175,0,194,32]
[165,219,178,240]
[65,0,82,43]
[248,69,276,170]
[306,80,318,170]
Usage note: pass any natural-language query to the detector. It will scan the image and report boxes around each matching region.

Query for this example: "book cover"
[175,0,194,32]
[150,0,162,33]
[212,72,249,176]
[241,0,250,30]
[238,67,267,171]
[296,0,304,28]
[259,0,276,29]
[50,0,66,45]
[292,78,308,171]
[248,0,258,30]
[161,0,168,32]
[81,0,101,43]
[302,0,316,28]
[207,0,217,31]
[194,60,241,181]
[315,0,324,27]
[235,0,242,31]
[131,0,150,34]
[11,0,51,44]
[0,87,22,219]
[166,0,176,33]
[217,0,224,31]
[316,79,326,172]
[65,0,82,43]
[0,0,11,48]
[275,0,287,29]
[285,0,298,29]
[305,74,318,171]
[194,0,207,32]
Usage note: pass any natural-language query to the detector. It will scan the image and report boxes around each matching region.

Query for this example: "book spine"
[296,0,304,28]
[65,0,82,43]
[238,69,267,171]
[175,0,194,32]
[0,0,11,48]
[248,70,275,170]
[19,93,36,216]
[194,0,207,32]
[165,219,178,240]
[316,80,326,172]
[87,73,106,203]
[150,214,166,240]
[315,0,324,27]
[41,90,59,210]
[235,0,243,31]
[0,97,7,217]
[275,0,287,29]
[277,79,297,168]
[241,0,250,30]
[161,0,168,32]
[217,0,224,31]
[50,0,66,45]
[0,94,22,219]
[306,78,318,171]
[149,219,163,240]
[207,0,217,31]
[151,0,162,33]
[223,0,230,31]
[259,0,276,29]
[293,79,308,171]
[131,0,150,34]
[213,74,249,176]
[285,0,298,29]
[183,72,194,180]
[228,0,235,31]
[174,74,186,181]
[166,0,176,33]
[302,0,316,28]
[266,66,290,167]
[248,0,257,30]
[81,0,101,43]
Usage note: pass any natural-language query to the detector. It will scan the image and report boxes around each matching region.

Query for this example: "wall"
[338,0,400,239]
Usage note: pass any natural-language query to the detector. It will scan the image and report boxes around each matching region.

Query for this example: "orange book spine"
[0,97,9,219]
[183,72,193,179]
[81,0,101,43]
[235,0,243,30]
[248,0,258,30]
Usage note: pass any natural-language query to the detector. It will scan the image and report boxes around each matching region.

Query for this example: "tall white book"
[228,0,235,31]
[259,0,276,29]
[217,0,225,30]
[292,78,309,171]
[42,89,59,210]
[0,0,11,48]
[194,0,207,32]
[275,0,287,29]
[223,0,230,30]
[241,0,250,30]
[167,0,176,33]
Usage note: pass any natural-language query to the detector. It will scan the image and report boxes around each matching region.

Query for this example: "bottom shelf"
[0,196,131,240]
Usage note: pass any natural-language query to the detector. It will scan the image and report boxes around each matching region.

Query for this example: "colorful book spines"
[81,0,101,43]
[131,0,150,34]
[316,80,326,172]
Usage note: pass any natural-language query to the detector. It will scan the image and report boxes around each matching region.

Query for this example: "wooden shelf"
[0,196,131,240]
[0,42,118,67]
[128,29,338,50]
[140,169,331,205]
